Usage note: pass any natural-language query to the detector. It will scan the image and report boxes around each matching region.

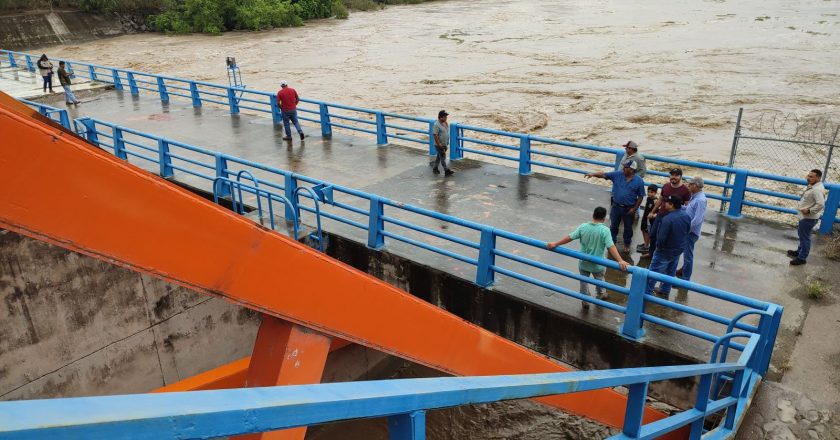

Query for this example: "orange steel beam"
[236,316,332,440]
[0,94,683,438]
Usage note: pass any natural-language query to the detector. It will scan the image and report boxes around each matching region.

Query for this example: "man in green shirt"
[547,207,629,308]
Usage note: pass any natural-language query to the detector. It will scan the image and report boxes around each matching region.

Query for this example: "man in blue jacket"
[646,195,691,296]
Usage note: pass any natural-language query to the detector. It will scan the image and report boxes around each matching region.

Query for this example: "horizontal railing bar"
[381,230,478,265]
[381,215,480,250]
[492,265,626,313]
[387,133,425,144]
[461,147,518,162]
[530,148,614,168]
[124,150,158,164]
[742,200,798,215]
[738,134,836,148]
[328,113,377,125]
[383,122,427,135]
[644,294,759,332]
[745,186,800,201]
[168,164,215,181]
[460,135,518,150]
[529,159,589,175]
[329,122,378,135]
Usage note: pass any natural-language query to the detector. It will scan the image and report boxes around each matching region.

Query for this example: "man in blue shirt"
[585,160,645,251]
[646,195,692,296]
[677,177,707,281]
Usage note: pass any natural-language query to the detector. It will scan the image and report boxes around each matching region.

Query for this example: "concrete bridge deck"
[3,66,837,397]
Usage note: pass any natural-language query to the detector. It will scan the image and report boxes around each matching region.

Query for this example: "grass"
[805,277,830,300]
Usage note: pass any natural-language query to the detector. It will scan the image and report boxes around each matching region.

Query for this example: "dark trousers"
[433,145,449,171]
[281,110,303,136]
[609,203,634,246]
[796,218,818,260]
[42,74,53,92]
[648,215,661,254]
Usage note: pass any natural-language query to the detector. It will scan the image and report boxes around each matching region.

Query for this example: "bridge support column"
[235,315,332,440]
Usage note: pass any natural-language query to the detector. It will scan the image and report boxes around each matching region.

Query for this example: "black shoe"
[790,258,806,266]
[282,136,292,140]
[444,169,455,176]
[433,168,440,175]
[299,132,305,140]
[786,250,799,257]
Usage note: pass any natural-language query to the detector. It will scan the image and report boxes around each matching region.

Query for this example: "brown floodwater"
[45,0,839,163]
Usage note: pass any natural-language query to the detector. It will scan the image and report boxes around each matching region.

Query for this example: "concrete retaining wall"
[0,11,123,50]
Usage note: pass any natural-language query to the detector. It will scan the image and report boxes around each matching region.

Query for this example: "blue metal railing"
[0,331,766,439]
[5,48,837,233]
[70,116,783,372]
[18,99,71,129]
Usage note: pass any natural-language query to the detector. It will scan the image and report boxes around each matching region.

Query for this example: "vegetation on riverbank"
[0,0,435,33]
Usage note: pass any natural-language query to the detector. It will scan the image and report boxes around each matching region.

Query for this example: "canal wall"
[0,11,125,50]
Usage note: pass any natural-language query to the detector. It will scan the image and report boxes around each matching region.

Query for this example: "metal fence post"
[822,125,838,182]
[620,267,647,340]
[58,110,70,129]
[449,122,463,160]
[190,82,202,107]
[158,139,174,178]
[376,112,388,145]
[722,108,744,212]
[7,51,16,67]
[284,173,298,220]
[319,103,332,137]
[88,64,97,82]
[427,121,436,156]
[621,382,649,438]
[111,69,123,90]
[156,77,169,102]
[614,151,624,171]
[227,87,240,114]
[215,154,230,197]
[388,411,426,440]
[518,134,532,175]
[126,72,139,96]
[112,126,127,160]
[819,184,840,234]
[78,118,99,147]
[688,373,713,439]
[758,305,783,375]
[65,62,75,79]
[367,196,385,249]
[269,94,282,125]
[726,169,748,218]
[475,227,496,287]
[24,54,34,72]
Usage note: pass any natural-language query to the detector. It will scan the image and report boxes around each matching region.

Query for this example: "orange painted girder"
[0,94,680,438]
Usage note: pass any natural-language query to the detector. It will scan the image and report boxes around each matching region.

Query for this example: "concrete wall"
[0,228,261,400]
[0,11,123,51]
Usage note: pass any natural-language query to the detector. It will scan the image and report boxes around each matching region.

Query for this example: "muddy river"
[47,0,839,163]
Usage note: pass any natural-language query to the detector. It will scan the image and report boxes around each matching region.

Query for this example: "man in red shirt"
[641,168,691,258]
[276,80,304,141]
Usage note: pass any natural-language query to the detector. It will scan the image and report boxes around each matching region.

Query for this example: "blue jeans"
[609,204,634,246]
[679,232,700,280]
[647,215,661,255]
[796,218,818,260]
[646,250,682,295]
[281,110,303,136]
[62,84,78,104]
[43,74,53,92]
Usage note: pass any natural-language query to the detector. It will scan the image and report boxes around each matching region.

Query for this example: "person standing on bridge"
[788,169,826,266]
[619,140,647,179]
[37,54,54,94]
[676,177,706,280]
[585,160,645,251]
[646,195,691,296]
[57,61,79,106]
[432,110,454,176]
[547,206,629,308]
[276,81,304,141]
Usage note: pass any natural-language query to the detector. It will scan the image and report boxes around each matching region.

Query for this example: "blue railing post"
[819,183,840,234]
[621,382,648,438]
[57,110,70,129]
[388,411,425,440]
[376,112,388,145]
[112,69,123,91]
[88,65,97,82]
[689,373,713,439]
[65,62,75,79]
[227,87,240,114]
[7,51,16,67]
[724,368,747,429]
[284,173,298,220]
[758,304,783,376]
[367,196,385,249]
[112,126,127,160]
[24,54,34,72]
[427,121,436,156]
[319,103,332,137]
[475,227,496,287]
[518,134,532,175]
[269,94,282,125]
[215,154,230,197]
[621,268,648,340]
[726,169,748,218]
[126,72,139,96]
[190,82,202,107]
[78,118,100,147]
[158,139,174,178]
[156,77,169,102]
[449,122,463,160]
[614,151,624,171]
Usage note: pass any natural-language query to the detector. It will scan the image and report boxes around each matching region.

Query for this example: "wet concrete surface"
[5,76,838,395]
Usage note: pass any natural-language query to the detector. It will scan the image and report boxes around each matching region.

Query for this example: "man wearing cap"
[677,177,707,280]
[620,141,647,179]
[646,195,691,296]
[276,81,304,141]
[432,110,454,176]
[642,168,691,258]
[788,169,826,266]
[585,160,645,251]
